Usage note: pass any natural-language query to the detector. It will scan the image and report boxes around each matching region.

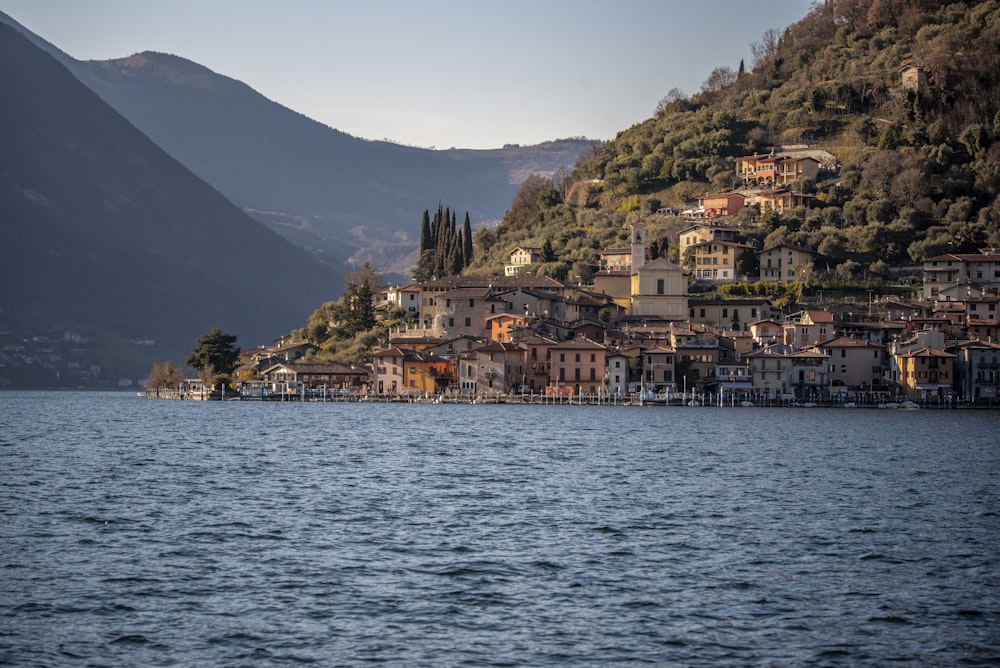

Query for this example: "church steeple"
[630,221,647,272]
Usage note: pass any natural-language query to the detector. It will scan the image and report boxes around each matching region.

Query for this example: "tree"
[186,328,240,378]
[462,213,474,266]
[146,361,184,396]
[700,67,737,95]
[751,28,781,71]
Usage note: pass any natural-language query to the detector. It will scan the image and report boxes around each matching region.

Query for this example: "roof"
[898,347,956,359]
[687,240,755,250]
[760,243,818,255]
[550,336,607,351]
[263,362,365,374]
[419,275,567,291]
[698,191,745,201]
[812,336,879,348]
[922,251,1000,262]
[475,341,525,353]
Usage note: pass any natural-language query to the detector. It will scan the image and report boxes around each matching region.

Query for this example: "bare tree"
[700,67,737,94]
[655,87,687,114]
[751,28,781,71]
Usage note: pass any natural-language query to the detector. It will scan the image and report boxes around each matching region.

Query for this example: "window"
[722,308,728,318]
[559,353,565,362]
[590,354,596,363]
[469,299,475,307]
[445,298,451,307]
[700,309,706,318]
[574,368,581,381]
[448,317,454,327]
[657,279,665,295]
[464,317,471,327]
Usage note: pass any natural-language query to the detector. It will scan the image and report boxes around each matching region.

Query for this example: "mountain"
[0,11,591,282]
[0,20,343,385]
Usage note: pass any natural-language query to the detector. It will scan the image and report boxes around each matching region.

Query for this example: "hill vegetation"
[467,0,1000,282]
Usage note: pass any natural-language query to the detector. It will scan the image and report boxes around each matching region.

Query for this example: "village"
[227,177,1000,407]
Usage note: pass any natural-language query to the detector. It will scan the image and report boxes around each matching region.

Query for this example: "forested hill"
[469,0,1000,281]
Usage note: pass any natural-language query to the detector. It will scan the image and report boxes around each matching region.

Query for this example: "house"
[900,63,928,94]
[695,192,745,217]
[640,345,676,394]
[241,340,317,370]
[921,250,1000,299]
[716,359,754,397]
[433,287,508,338]
[894,347,956,400]
[810,336,884,391]
[548,336,607,396]
[473,341,526,396]
[783,310,836,349]
[947,340,1000,401]
[719,329,756,360]
[690,298,771,332]
[737,153,820,187]
[759,244,819,284]
[487,313,532,343]
[383,283,422,316]
[606,351,637,399]
[786,350,832,400]
[754,188,815,213]
[425,335,485,358]
[372,347,453,395]
[671,325,720,391]
[749,319,783,347]
[678,223,741,257]
[629,257,688,318]
[599,247,633,272]
[262,362,370,393]
[520,334,558,393]
[688,241,754,282]
[745,345,792,398]
[505,246,544,276]
[414,275,572,330]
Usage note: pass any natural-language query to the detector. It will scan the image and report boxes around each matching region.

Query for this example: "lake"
[1,392,998,665]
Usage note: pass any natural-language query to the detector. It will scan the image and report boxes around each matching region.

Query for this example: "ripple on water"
[1,394,999,665]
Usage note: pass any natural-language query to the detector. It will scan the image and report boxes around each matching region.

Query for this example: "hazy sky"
[2,0,813,150]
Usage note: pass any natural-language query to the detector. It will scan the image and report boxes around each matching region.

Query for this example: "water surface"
[1,392,998,665]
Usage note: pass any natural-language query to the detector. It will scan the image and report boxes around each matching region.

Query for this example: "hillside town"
[232,213,1000,406]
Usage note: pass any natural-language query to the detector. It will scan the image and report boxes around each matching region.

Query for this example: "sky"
[1,0,814,150]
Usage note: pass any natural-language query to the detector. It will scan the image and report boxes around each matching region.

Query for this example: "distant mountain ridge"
[0,20,342,381]
[0,11,591,281]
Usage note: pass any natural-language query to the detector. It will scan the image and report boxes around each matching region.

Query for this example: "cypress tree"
[462,213,473,266]
[419,209,432,252]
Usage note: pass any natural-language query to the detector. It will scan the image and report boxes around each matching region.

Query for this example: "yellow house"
[738,154,820,187]
[678,223,741,258]
[895,347,955,400]
[759,244,818,283]
[689,241,754,282]
[755,188,815,213]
